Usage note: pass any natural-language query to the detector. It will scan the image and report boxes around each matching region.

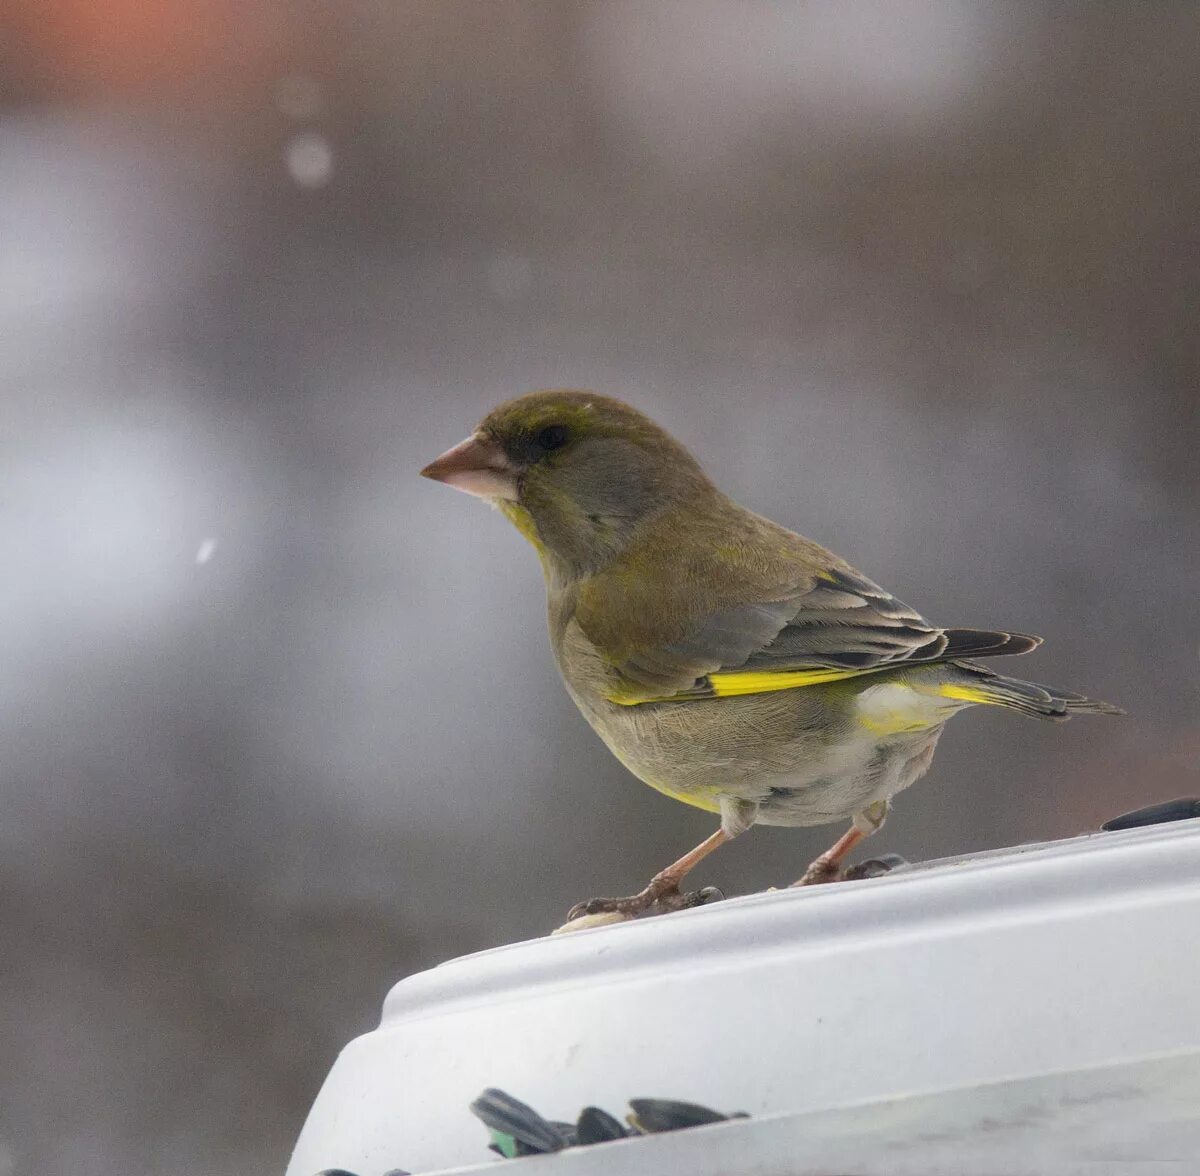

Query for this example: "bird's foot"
[792,852,909,887]
[567,871,694,920]
[792,856,841,886]
[566,883,670,921]
[558,883,724,932]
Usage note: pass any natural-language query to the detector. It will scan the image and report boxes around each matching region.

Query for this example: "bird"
[420,390,1122,925]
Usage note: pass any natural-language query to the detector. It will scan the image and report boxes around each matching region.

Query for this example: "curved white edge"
[379,820,1200,1029]
[286,819,1200,1176]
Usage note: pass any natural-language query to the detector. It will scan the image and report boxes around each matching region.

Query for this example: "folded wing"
[599,566,1039,706]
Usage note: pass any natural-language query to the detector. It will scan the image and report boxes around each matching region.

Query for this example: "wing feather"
[600,567,1039,706]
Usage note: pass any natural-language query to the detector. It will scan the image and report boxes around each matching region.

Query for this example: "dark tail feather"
[941,628,1043,659]
[949,661,1124,721]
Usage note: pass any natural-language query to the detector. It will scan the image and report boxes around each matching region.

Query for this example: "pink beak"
[419,433,520,501]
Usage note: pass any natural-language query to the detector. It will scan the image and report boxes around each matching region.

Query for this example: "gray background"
[2,3,1197,1173]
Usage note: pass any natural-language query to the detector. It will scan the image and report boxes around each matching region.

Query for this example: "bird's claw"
[564,884,724,925]
[792,857,841,886]
[793,852,909,886]
[566,893,658,921]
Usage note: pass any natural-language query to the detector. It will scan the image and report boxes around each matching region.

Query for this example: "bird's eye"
[535,424,569,452]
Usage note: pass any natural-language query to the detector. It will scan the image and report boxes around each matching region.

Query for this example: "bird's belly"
[569,677,948,827]
[751,728,942,826]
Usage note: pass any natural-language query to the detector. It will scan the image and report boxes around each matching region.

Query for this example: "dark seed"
[576,1105,629,1144]
[681,885,725,908]
[469,1088,568,1153]
[627,1098,730,1133]
[844,853,910,880]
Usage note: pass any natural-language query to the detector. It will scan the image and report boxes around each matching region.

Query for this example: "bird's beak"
[419,433,520,501]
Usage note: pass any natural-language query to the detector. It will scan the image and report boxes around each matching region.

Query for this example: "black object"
[627,1098,732,1133]
[471,1087,748,1160]
[575,1105,630,1144]
[681,885,725,908]
[844,853,910,880]
[469,1087,570,1154]
[547,1120,579,1147]
[1102,798,1200,832]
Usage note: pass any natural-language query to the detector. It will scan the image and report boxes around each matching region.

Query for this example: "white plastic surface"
[286,820,1200,1176]
[433,1053,1200,1176]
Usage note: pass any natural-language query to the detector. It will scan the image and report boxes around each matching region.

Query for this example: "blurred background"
[2,2,1198,1172]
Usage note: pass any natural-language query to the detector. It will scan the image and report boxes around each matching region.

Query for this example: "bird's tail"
[940,628,1043,659]
[941,660,1124,721]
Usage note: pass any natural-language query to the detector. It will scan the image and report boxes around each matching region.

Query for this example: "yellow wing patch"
[608,665,876,706]
[708,667,869,696]
[936,684,993,705]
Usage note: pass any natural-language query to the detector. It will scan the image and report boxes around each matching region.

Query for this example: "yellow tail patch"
[857,713,937,735]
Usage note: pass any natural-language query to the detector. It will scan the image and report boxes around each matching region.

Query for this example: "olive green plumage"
[427,390,1120,840]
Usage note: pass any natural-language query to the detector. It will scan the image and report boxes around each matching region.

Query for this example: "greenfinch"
[421,391,1121,923]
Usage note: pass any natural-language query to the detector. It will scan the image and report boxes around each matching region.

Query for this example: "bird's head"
[421,390,712,576]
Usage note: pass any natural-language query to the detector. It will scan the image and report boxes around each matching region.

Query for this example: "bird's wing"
[584,565,1038,706]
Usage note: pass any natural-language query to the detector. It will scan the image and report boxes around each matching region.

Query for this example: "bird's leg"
[793,799,890,886]
[793,824,866,886]
[566,828,730,921]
